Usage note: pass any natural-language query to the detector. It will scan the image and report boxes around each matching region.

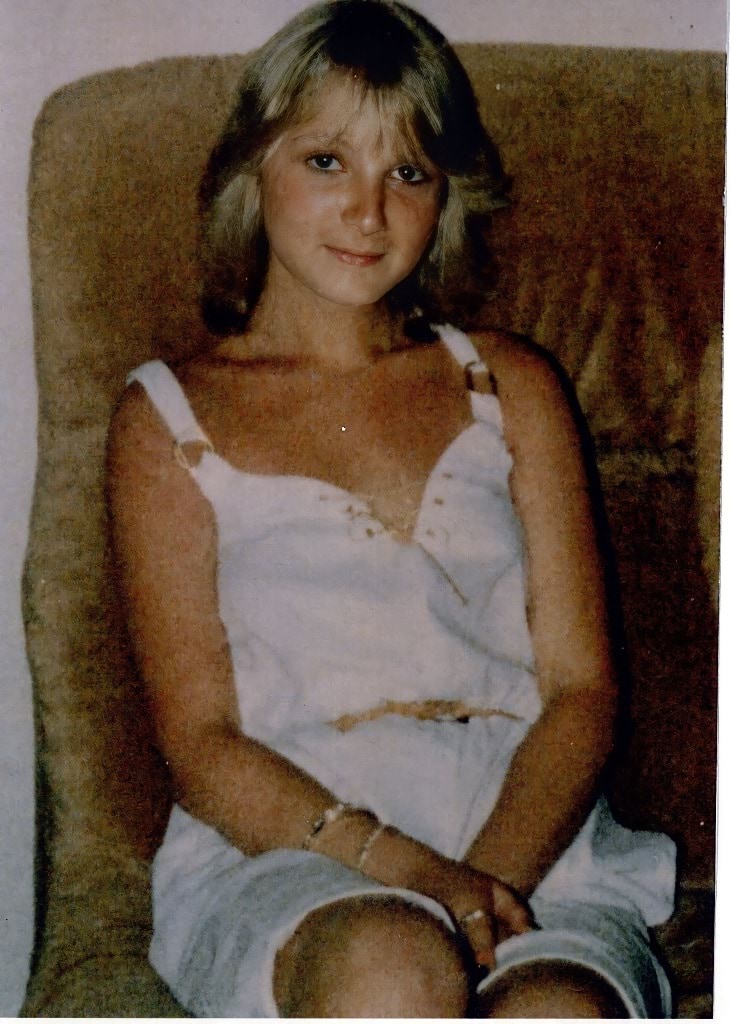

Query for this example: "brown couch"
[22,43,722,1016]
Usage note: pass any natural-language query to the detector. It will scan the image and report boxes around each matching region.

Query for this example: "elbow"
[163,717,242,821]
[579,685,619,765]
[547,679,619,765]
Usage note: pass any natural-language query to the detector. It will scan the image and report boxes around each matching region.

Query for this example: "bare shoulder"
[108,379,162,447]
[471,330,568,401]
[106,377,213,536]
[107,353,218,468]
[107,380,175,486]
[469,330,581,459]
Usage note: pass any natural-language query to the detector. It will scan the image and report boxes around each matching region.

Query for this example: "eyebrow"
[290,129,348,147]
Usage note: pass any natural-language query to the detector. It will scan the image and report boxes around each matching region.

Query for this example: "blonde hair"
[199,0,508,334]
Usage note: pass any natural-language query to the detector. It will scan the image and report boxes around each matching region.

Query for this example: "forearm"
[173,721,337,854]
[172,721,454,891]
[464,687,616,897]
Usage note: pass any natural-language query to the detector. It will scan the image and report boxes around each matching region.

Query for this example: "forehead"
[283,75,425,159]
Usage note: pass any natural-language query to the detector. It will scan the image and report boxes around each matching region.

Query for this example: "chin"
[326,287,389,308]
[314,270,413,310]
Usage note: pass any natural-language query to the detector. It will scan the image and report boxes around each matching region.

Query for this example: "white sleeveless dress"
[128,326,675,1017]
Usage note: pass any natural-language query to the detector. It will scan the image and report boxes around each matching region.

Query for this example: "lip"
[326,246,386,267]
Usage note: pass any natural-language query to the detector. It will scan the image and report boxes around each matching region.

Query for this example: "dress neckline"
[192,388,502,547]
[132,326,505,547]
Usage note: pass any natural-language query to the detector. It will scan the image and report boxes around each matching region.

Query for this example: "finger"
[460,909,497,971]
[492,882,535,937]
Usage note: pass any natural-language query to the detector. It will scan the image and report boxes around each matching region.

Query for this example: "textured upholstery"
[22,44,722,1016]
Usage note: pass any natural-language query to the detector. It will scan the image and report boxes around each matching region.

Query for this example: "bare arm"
[464,335,619,897]
[107,382,531,964]
[107,384,342,856]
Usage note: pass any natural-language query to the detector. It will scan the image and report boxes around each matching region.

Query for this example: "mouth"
[326,246,386,267]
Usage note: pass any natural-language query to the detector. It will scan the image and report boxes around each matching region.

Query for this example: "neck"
[241,265,408,374]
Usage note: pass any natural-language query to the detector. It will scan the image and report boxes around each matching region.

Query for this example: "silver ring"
[459,908,487,927]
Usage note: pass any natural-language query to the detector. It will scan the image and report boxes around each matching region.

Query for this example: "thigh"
[475,899,672,1019]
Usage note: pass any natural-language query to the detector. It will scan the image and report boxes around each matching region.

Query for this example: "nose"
[341,174,386,235]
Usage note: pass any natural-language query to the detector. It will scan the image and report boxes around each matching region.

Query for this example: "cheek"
[262,169,332,231]
[397,194,442,253]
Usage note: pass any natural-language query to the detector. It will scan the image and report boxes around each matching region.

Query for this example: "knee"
[334,896,468,994]
[476,959,629,1019]
[274,895,469,1017]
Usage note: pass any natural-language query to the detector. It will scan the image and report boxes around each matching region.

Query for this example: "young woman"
[107,0,676,1016]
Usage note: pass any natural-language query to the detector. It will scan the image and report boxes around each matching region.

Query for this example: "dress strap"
[126,360,213,450]
[436,325,490,390]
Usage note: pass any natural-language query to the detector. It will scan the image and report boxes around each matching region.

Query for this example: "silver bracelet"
[356,821,387,871]
[459,908,487,927]
[302,802,354,850]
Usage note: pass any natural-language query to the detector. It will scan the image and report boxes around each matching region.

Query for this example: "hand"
[329,819,535,972]
[424,860,534,970]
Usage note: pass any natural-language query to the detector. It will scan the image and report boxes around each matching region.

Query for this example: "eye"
[391,164,427,184]
[306,153,343,172]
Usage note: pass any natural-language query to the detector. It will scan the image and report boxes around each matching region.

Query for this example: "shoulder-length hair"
[199,0,508,336]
